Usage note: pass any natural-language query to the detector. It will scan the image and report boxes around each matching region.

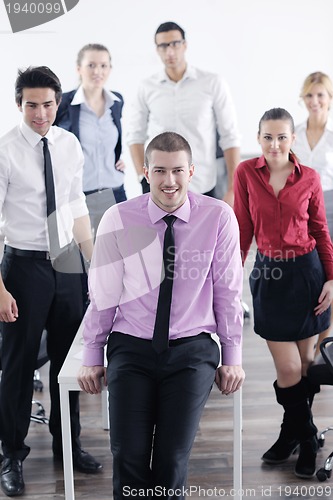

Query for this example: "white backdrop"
[1,0,333,197]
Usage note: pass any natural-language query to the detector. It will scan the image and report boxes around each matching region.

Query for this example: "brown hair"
[76,43,111,66]
[145,132,192,168]
[258,107,295,134]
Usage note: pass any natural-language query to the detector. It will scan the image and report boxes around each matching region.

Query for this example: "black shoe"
[72,449,103,474]
[262,436,299,464]
[0,458,25,497]
[294,436,319,478]
[53,445,102,474]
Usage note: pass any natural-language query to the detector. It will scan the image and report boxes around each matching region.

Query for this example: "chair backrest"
[0,327,49,371]
[320,337,333,377]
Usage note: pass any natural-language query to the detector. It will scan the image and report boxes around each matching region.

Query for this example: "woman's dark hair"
[258,108,295,134]
[15,66,62,105]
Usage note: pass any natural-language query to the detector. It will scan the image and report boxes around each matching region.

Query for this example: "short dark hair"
[145,132,192,167]
[155,22,185,42]
[76,43,111,66]
[15,66,62,105]
[258,107,295,134]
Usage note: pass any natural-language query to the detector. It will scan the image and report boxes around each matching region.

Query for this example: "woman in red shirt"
[234,108,333,478]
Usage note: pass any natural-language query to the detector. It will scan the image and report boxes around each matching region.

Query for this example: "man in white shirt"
[0,66,101,498]
[128,21,241,205]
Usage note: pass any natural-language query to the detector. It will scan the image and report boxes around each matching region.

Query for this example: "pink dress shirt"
[82,192,243,367]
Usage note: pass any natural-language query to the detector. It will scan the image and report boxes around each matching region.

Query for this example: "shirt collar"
[158,65,197,84]
[70,85,120,107]
[148,195,191,224]
[255,154,301,173]
[20,120,55,148]
[297,117,333,132]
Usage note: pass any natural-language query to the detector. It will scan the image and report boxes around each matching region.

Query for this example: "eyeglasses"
[156,40,185,51]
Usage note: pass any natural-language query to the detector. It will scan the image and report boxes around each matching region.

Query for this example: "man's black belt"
[168,332,211,345]
[84,186,123,196]
[84,188,108,196]
[4,243,74,260]
[4,245,52,260]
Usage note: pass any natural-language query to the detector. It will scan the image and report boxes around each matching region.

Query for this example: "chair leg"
[318,427,333,448]
[31,400,49,425]
[316,451,333,482]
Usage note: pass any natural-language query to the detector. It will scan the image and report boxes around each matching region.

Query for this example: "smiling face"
[77,49,111,91]
[258,119,295,166]
[18,87,59,136]
[303,83,332,120]
[144,150,194,212]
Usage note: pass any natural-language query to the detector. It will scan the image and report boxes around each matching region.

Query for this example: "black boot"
[262,381,300,464]
[262,431,299,464]
[294,378,318,478]
[295,435,319,478]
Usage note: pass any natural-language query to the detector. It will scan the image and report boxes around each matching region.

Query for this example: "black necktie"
[41,137,59,257]
[152,215,177,353]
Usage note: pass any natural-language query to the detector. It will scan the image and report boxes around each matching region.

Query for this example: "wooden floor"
[2,267,333,499]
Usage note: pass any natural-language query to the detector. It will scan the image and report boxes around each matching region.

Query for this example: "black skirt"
[249,249,331,341]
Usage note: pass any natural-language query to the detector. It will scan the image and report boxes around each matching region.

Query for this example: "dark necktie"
[152,215,177,353]
[41,137,59,257]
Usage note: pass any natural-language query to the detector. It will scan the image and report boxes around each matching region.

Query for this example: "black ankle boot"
[262,433,299,464]
[294,435,319,478]
[262,381,302,464]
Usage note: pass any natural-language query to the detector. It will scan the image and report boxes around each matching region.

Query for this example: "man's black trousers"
[107,332,220,500]
[0,251,83,460]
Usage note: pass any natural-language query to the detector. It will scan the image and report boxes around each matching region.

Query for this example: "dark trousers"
[107,332,220,500]
[0,251,83,460]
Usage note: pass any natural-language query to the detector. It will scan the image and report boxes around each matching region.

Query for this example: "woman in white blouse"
[293,71,333,353]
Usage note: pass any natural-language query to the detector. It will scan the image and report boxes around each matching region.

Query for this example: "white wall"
[1,0,333,198]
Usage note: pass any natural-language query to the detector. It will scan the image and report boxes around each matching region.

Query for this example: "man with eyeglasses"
[128,21,241,206]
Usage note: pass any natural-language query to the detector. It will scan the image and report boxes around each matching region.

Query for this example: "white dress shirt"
[293,119,333,191]
[127,66,241,194]
[71,86,123,191]
[0,121,88,251]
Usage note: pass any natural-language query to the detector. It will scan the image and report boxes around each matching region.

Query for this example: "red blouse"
[234,155,333,280]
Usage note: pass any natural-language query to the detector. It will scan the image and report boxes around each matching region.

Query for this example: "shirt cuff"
[82,346,104,367]
[221,345,242,366]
